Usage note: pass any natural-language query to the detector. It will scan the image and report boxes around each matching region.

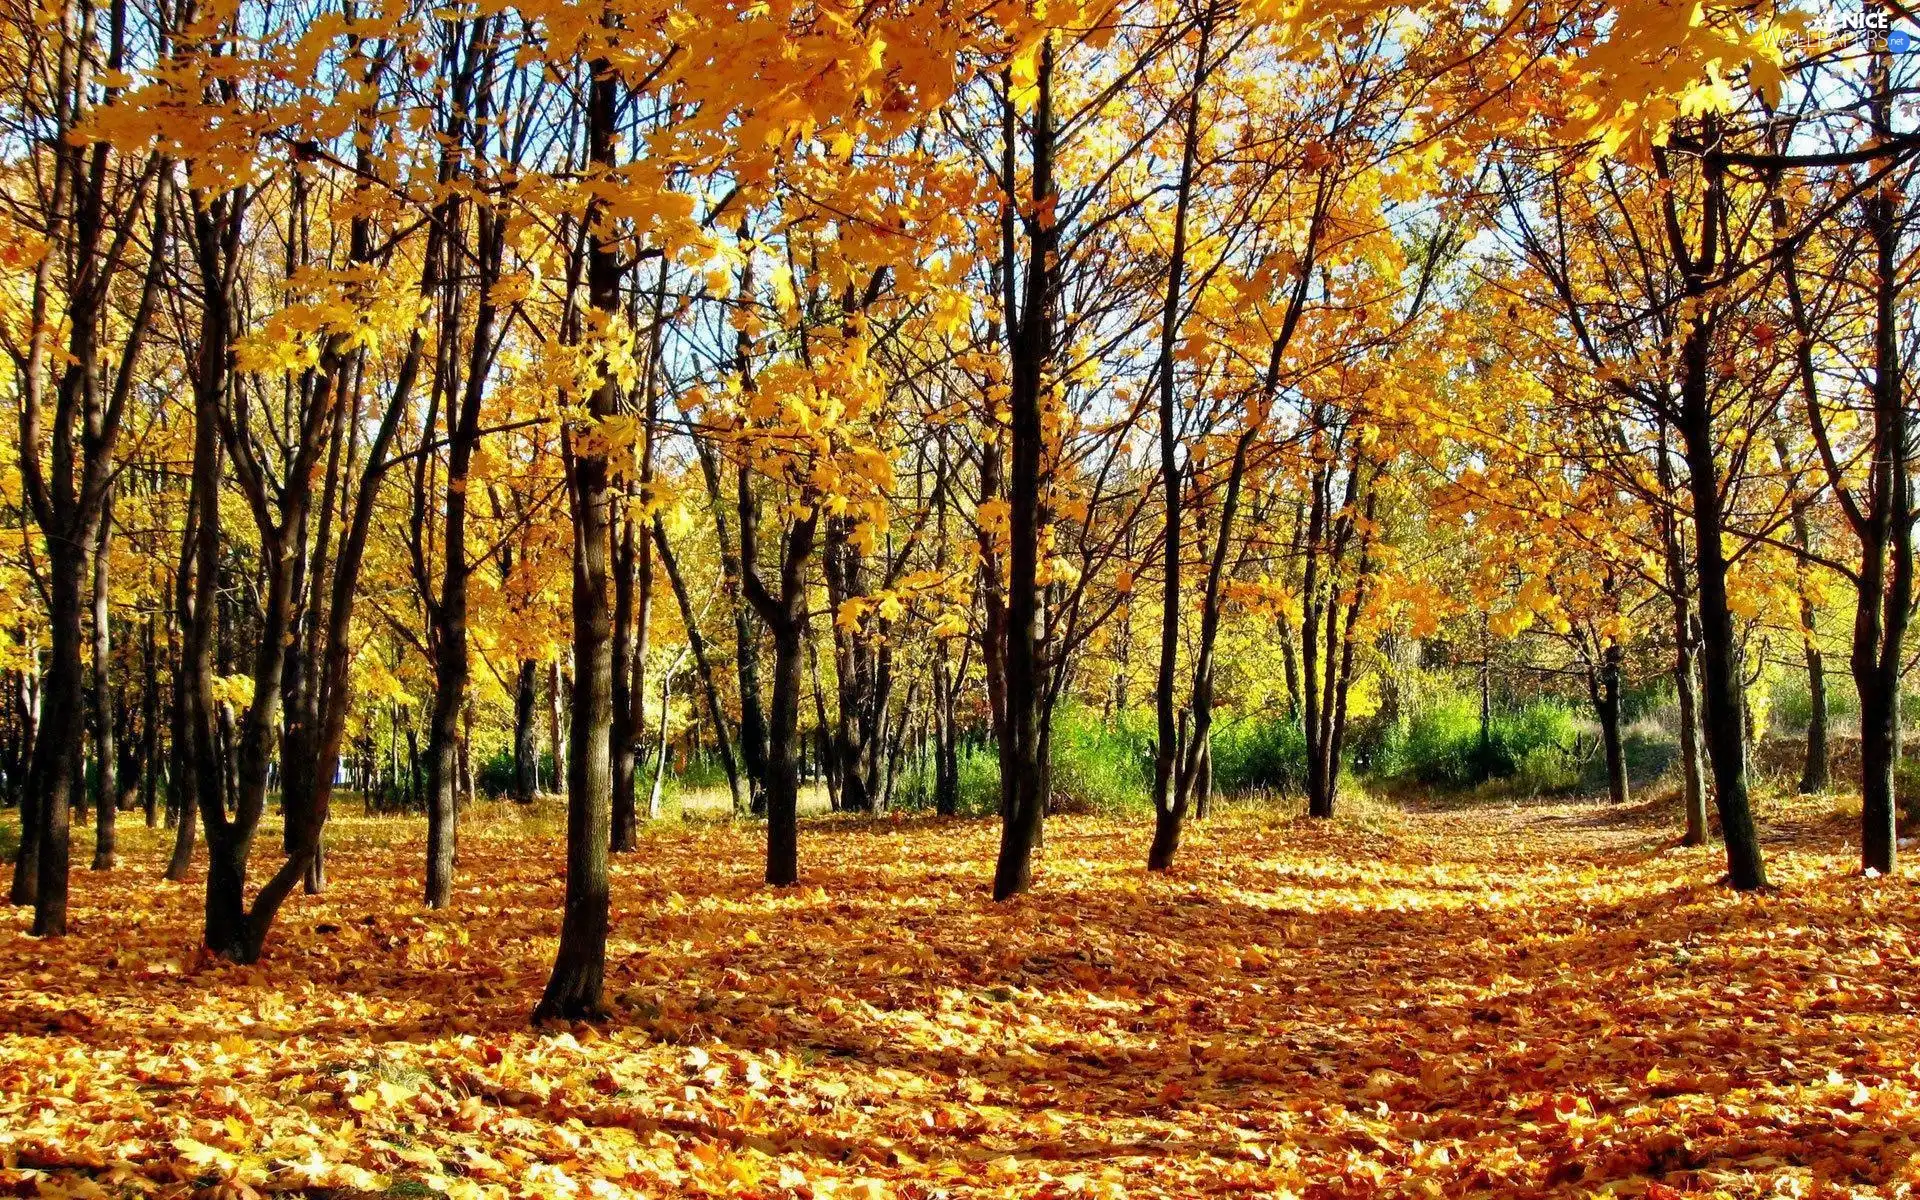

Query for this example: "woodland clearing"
[2,796,1915,1200]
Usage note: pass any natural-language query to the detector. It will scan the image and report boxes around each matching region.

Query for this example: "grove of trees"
[2,0,1916,1023]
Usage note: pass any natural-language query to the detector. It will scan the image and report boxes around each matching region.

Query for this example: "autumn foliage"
[1,0,1918,1192]
[6,799,1920,1199]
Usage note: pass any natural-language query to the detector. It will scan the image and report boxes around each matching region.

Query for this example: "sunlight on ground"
[1,796,1916,1199]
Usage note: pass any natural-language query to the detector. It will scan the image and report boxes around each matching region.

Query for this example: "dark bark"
[609,512,640,850]
[16,7,165,930]
[3,668,35,822]
[1658,142,1766,890]
[822,517,893,814]
[993,43,1056,901]
[1301,444,1371,821]
[808,620,838,812]
[164,490,198,881]
[732,466,769,808]
[406,725,421,810]
[283,231,436,901]
[1678,350,1764,888]
[1654,421,1709,846]
[1851,61,1909,876]
[424,66,502,905]
[513,660,538,802]
[614,258,668,847]
[28,541,85,933]
[89,492,115,869]
[1797,595,1830,795]
[191,174,343,962]
[765,609,806,884]
[9,659,39,905]
[691,347,768,811]
[1587,641,1629,806]
[1770,431,1832,797]
[535,51,620,1023]
[645,654,675,821]
[932,655,960,816]
[139,606,159,827]
[547,658,566,794]
[744,512,819,887]
[930,435,961,817]
[1148,11,1209,873]
[1769,71,1903,857]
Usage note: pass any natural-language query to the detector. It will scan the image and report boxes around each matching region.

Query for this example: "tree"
[535,37,622,1022]
[4,0,166,931]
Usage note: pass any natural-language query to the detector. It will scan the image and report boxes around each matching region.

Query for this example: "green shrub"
[895,706,1154,816]
[891,740,1001,816]
[1372,693,1580,788]
[1491,702,1579,772]
[477,749,553,797]
[1513,744,1581,796]
[1373,694,1482,785]
[1048,705,1152,814]
[1772,681,1857,733]
[1619,728,1677,788]
[1894,757,1920,827]
[954,744,1002,814]
[1211,717,1309,795]
[1620,678,1672,725]
[674,752,733,791]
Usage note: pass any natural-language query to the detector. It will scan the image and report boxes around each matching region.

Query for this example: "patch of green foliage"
[1048,705,1153,814]
[1210,716,1309,795]
[1371,693,1582,791]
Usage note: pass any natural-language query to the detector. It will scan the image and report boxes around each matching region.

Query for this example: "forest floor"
[2,790,1916,1200]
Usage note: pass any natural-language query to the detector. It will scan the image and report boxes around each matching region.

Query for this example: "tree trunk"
[933,648,959,817]
[822,517,882,814]
[1784,472,1831,795]
[1680,373,1765,888]
[547,657,566,794]
[765,609,806,885]
[423,496,473,906]
[425,158,500,905]
[808,625,838,812]
[1656,422,1709,846]
[697,447,767,809]
[15,0,165,929]
[9,657,39,905]
[1664,142,1766,891]
[514,660,538,802]
[90,492,116,870]
[1799,613,1830,795]
[647,662,673,821]
[140,608,159,827]
[993,42,1056,901]
[406,723,422,811]
[423,601,468,907]
[610,512,640,850]
[534,51,619,1023]
[1590,643,1629,806]
[28,539,86,933]
[1147,8,1214,873]
[1675,632,1708,844]
[165,498,198,881]
[745,513,818,886]
[1853,73,1909,876]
